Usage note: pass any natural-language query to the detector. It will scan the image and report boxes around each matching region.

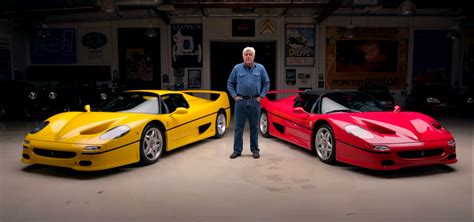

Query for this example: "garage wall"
[0,9,460,105]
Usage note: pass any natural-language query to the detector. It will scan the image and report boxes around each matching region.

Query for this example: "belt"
[239,95,259,99]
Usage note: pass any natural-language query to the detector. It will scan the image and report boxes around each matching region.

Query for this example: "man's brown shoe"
[230,152,241,159]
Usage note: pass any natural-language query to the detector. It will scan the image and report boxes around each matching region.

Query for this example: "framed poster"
[187,68,201,89]
[285,24,315,66]
[232,19,255,37]
[286,68,296,85]
[30,28,76,64]
[171,24,202,68]
[413,30,453,84]
[0,37,12,80]
[325,27,408,89]
[126,48,153,80]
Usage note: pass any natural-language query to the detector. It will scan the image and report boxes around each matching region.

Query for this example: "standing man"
[227,47,270,159]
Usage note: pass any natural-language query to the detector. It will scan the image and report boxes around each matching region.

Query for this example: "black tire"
[314,124,336,164]
[213,111,227,138]
[0,103,5,119]
[259,111,271,138]
[139,124,165,166]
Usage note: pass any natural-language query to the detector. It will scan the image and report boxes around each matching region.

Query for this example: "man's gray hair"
[242,47,256,55]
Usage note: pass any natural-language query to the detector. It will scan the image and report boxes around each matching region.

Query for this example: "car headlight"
[426,97,440,104]
[344,125,374,139]
[100,93,108,100]
[448,139,456,150]
[466,97,473,104]
[28,92,37,100]
[30,121,49,134]
[99,125,130,140]
[48,91,57,100]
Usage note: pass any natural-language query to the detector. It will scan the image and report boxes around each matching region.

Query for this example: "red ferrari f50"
[259,90,457,170]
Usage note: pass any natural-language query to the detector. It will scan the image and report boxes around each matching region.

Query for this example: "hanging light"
[144,9,157,38]
[447,20,461,40]
[101,0,118,14]
[344,9,354,39]
[344,25,355,39]
[399,0,416,16]
[38,23,51,39]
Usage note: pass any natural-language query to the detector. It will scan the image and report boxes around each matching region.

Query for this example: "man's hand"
[234,96,242,101]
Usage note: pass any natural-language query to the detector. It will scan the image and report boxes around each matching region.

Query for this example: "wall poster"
[412,30,453,85]
[285,24,315,66]
[126,48,153,80]
[325,27,408,89]
[171,24,202,68]
[187,68,202,89]
[0,37,12,80]
[30,28,76,64]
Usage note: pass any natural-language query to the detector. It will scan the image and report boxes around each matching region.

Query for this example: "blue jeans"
[233,98,260,154]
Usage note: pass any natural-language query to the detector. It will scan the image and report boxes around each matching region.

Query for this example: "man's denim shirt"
[227,62,270,98]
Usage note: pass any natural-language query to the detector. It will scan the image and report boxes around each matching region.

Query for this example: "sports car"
[22,90,231,171]
[259,90,457,170]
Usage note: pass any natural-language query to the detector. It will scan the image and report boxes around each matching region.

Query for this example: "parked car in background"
[456,83,474,116]
[61,80,111,110]
[259,90,457,170]
[0,80,52,120]
[405,82,456,113]
[358,85,395,110]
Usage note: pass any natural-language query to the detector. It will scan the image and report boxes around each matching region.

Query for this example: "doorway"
[117,28,161,89]
[210,42,276,112]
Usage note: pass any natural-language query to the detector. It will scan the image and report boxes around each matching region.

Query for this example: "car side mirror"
[173,107,188,115]
[84,104,91,112]
[393,105,401,113]
[292,107,306,114]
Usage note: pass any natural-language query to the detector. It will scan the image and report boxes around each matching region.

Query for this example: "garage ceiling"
[0,0,469,23]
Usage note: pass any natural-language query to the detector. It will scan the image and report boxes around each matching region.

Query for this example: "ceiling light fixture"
[399,0,416,16]
[101,0,118,14]
[447,21,461,40]
[344,9,355,39]
[144,9,157,38]
[38,23,51,39]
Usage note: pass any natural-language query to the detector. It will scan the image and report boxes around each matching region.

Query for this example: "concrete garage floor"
[0,116,472,222]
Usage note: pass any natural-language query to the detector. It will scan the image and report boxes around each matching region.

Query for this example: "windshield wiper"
[325,109,360,114]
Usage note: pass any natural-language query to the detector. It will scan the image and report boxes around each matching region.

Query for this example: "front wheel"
[139,124,164,166]
[259,111,271,138]
[314,124,336,164]
[213,111,226,138]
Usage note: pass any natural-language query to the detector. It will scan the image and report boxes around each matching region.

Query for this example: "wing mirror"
[84,104,91,112]
[292,107,306,114]
[173,107,189,115]
[393,105,401,113]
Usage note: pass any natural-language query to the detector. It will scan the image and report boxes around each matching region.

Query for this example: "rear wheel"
[314,124,336,164]
[259,111,271,138]
[139,124,164,166]
[0,103,5,119]
[213,111,226,138]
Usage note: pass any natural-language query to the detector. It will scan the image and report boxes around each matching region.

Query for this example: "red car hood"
[327,111,453,144]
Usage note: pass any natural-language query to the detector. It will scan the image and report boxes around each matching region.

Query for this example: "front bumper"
[337,140,457,170]
[22,139,140,171]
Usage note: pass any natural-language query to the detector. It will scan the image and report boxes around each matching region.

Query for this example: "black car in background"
[456,82,474,116]
[358,85,395,110]
[53,80,111,111]
[405,82,456,113]
[0,80,48,119]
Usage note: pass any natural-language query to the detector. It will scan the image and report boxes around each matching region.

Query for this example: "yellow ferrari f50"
[22,90,231,171]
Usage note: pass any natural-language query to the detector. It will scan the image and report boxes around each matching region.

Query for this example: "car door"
[284,94,317,149]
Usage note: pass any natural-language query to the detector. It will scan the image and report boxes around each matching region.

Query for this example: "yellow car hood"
[28,112,151,144]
